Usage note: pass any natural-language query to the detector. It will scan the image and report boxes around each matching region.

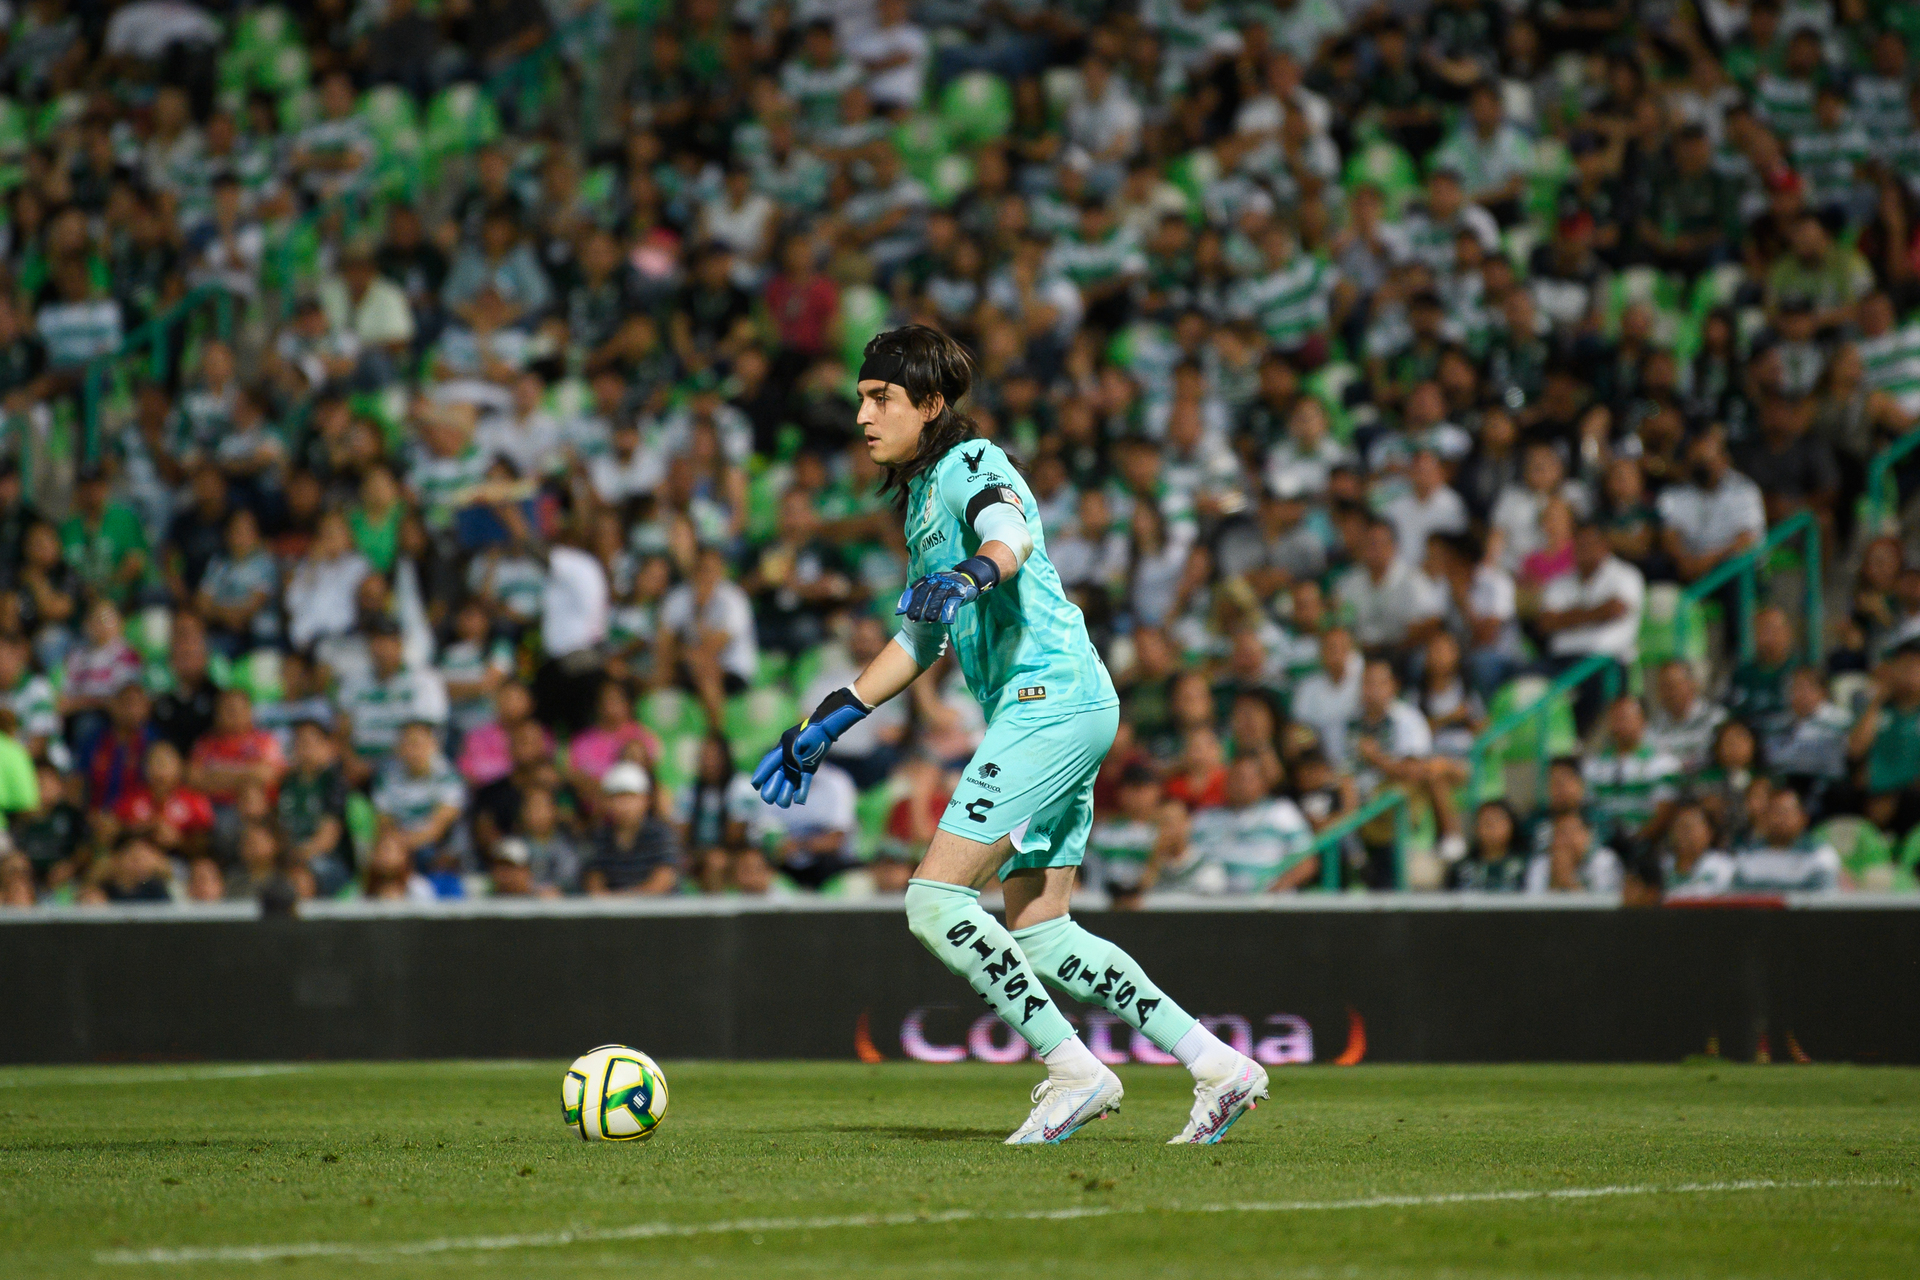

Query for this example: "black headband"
[858,351,912,389]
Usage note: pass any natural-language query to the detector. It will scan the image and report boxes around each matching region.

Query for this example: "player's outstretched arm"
[750,631,931,808]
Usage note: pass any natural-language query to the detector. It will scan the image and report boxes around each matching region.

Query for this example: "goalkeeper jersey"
[898,439,1116,722]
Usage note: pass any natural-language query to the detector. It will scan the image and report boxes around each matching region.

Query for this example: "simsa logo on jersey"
[896,1007,1315,1065]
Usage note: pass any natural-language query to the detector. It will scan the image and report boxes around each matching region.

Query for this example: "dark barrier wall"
[4,908,1918,1065]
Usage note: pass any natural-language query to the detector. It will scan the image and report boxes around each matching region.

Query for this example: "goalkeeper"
[752,326,1268,1145]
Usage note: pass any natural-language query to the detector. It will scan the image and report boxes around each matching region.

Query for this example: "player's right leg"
[907,829,1122,1145]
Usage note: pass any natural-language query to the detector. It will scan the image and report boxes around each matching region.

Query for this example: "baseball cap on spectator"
[602,762,651,796]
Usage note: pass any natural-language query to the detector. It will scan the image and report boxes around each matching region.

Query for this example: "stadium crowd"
[2,0,1920,910]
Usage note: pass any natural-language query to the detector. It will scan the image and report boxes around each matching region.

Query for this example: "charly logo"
[965,797,995,822]
[895,1009,1321,1065]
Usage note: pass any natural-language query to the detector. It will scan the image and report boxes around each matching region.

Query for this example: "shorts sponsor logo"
[1017,686,1046,702]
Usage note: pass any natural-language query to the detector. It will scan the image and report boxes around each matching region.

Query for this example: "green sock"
[1011,915,1198,1054]
[904,879,1074,1056]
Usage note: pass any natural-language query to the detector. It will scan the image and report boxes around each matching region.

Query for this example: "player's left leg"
[1001,792,1269,1144]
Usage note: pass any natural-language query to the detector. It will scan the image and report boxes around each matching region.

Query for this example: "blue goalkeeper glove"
[751,686,871,807]
[896,554,1001,625]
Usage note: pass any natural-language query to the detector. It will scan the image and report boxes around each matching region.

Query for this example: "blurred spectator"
[1450,800,1527,892]
[0,0,1912,915]
[582,762,677,896]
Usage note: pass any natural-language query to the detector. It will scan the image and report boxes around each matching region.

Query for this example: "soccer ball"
[562,1046,669,1142]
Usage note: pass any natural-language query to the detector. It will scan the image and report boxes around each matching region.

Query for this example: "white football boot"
[1004,1064,1124,1145]
[1168,1053,1269,1144]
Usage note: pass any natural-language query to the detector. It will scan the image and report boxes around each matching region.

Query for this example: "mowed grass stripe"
[95,1178,1897,1265]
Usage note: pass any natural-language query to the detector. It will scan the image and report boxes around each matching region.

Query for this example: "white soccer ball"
[562,1045,669,1142]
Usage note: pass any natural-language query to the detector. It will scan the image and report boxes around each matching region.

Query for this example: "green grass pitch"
[1,1061,1916,1278]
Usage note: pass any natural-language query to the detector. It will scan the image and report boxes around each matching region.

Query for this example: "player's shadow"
[845,1125,1007,1142]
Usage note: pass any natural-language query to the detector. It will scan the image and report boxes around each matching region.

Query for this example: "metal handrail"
[1458,510,1822,814]
[1276,786,1411,892]
[79,284,231,464]
[1863,426,1920,535]
[1675,509,1821,667]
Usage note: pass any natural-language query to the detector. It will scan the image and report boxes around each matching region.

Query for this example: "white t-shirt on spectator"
[849,21,928,109]
[746,760,857,844]
[1333,559,1443,650]
[541,547,608,658]
[1381,484,1468,567]
[589,445,666,507]
[1656,472,1768,559]
[1524,842,1624,894]
[105,1,220,58]
[661,580,760,684]
[284,552,372,651]
[1291,651,1362,766]
[1539,555,1646,664]
[476,409,562,480]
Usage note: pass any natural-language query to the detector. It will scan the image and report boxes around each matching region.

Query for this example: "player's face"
[857,380,938,466]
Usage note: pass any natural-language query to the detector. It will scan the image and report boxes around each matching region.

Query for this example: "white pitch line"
[0,1065,306,1089]
[94,1178,1898,1266]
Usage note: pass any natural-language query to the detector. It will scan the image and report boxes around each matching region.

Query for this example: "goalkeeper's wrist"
[953,554,1001,592]
[806,686,872,740]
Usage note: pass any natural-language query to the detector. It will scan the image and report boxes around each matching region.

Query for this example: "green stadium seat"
[722,687,798,770]
[939,72,1012,146]
[787,645,829,699]
[263,43,312,97]
[638,687,705,740]
[854,782,897,862]
[0,98,27,159]
[1820,818,1897,892]
[346,792,378,863]
[1638,583,1708,678]
[893,113,950,184]
[838,283,890,372]
[1525,135,1569,224]
[1341,133,1419,214]
[1894,827,1920,893]
[651,729,701,792]
[424,83,502,161]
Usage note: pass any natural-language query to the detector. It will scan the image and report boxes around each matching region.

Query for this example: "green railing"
[1675,508,1821,667]
[1863,425,1920,536]
[79,285,233,464]
[1270,787,1411,892]
[1462,509,1822,808]
[1466,651,1619,805]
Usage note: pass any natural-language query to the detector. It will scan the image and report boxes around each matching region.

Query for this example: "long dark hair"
[865,326,981,511]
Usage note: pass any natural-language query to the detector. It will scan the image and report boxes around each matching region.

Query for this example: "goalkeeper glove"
[750,686,871,807]
[896,554,1001,625]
